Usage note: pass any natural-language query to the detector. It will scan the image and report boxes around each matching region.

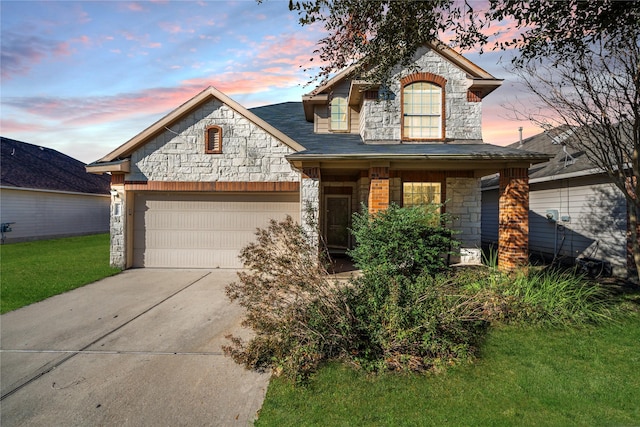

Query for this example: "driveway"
[0,269,269,426]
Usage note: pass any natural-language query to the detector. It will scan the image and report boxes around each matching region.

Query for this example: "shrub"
[348,204,458,279]
[223,216,353,383]
[346,271,488,372]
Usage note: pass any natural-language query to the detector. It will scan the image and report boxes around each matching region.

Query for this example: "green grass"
[256,313,640,426]
[1,234,120,313]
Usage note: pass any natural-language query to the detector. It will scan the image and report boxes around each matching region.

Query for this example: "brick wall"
[498,168,529,270]
[368,167,390,213]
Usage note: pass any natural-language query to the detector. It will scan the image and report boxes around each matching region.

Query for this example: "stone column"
[368,166,390,214]
[301,167,321,247]
[109,175,126,269]
[498,168,529,270]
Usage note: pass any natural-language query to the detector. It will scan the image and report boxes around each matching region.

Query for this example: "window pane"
[403,182,441,208]
[330,97,348,131]
[403,81,442,139]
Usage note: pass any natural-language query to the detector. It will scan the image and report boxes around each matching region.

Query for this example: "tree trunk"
[629,202,640,283]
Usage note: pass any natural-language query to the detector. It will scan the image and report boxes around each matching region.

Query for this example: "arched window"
[330,96,348,131]
[402,81,443,140]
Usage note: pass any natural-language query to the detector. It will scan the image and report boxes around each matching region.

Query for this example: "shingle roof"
[250,102,550,163]
[1,137,110,194]
[481,126,605,188]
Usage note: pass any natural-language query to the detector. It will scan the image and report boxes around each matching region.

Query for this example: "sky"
[1,0,543,164]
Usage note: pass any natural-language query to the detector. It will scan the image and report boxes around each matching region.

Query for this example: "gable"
[126,97,300,183]
[302,41,502,122]
[87,86,305,174]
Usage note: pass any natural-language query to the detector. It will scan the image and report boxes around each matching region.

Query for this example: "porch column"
[301,167,321,247]
[368,166,390,214]
[498,167,529,270]
[110,174,126,269]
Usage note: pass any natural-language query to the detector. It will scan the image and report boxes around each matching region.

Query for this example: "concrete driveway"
[0,269,269,426]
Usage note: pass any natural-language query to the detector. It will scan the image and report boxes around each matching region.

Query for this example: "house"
[86,42,549,270]
[0,137,111,243]
[481,127,630,276]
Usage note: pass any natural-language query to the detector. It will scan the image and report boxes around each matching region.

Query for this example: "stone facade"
[109,99,303,269]
[360,46,483,142]
[127,99,299,183]
[301,167,321,247]
[109,185,126,268]
[446,177,482,247]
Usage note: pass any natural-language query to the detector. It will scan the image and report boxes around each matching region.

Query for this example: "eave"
[86,158,131,174]
[301,94,329,122]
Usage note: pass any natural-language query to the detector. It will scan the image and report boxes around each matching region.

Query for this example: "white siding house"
[482,129,629,277]
[0,137,111,243]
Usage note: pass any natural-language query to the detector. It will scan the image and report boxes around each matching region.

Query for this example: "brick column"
[498,168,529,270]
[368,166,390,214]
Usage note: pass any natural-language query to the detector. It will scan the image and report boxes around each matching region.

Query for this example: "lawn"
[0,233,121,314]
[256,312,640,426]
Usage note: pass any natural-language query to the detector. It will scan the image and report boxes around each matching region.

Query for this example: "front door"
[325,195,351,249]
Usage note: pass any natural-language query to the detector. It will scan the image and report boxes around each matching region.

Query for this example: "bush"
[348,204,457,279]
[224,216,353,383]
[346,271,488,372]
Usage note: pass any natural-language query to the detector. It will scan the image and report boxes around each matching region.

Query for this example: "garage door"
[133,192,300,268]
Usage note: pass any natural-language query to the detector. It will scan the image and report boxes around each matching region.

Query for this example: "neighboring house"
[87,42,549,270]
[481,127,629,276]
[0,137,111,243]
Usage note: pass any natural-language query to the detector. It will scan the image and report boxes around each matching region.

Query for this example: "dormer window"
[205,125,222,153]
[330,96,348,131]
[401,73,446,141]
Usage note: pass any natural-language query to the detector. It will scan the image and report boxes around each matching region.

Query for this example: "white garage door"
[133,192,300,268]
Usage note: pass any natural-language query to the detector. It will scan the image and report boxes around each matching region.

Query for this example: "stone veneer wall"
[110,98,304,269]
[360,46,482,142]
[109,185,125,268]
[301,168,321,247]
[446,177,482,248]
[127,99,299,183]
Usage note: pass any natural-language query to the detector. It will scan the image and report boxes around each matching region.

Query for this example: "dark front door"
[325,195,351,249]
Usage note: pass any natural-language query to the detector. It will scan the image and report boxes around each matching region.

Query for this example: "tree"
[283,0,640,280]
[286,0,640,85]
[510,36,640,280]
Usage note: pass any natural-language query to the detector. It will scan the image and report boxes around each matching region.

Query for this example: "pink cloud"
[127,2,144,12]
[159,22,195,35]
[1,32,74,79]
[2,70,306,130]
[0,118,51,133]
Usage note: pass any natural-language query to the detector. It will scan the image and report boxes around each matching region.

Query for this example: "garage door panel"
[133,193,300,268]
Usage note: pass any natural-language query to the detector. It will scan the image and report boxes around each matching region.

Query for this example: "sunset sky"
[1,0,543,164]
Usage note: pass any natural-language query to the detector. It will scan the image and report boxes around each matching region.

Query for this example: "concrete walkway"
[0,269,269,426]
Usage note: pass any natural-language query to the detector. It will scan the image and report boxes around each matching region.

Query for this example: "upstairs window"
[330,96,348,131]
[402,81,443,140]
[205,125,222,154]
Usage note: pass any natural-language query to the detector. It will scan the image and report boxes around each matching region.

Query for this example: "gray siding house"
[0,137,111,243]
[87,43,548,270]
[482,128,629,276]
